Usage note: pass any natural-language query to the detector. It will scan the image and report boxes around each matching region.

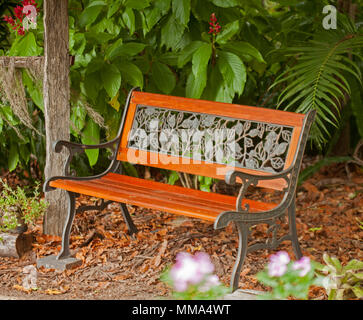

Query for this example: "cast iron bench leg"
[288,201,302,260]
[230,222,249,292]
[57,190,77,259]
[120,203,138,236]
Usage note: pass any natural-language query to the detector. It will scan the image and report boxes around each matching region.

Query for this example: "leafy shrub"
[316,253,363,300]
[0,179,47,233]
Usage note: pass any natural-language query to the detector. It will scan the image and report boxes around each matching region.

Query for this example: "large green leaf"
[192,42,212,78]
[161,14,185,50]
[186,68,207,99]
[216,20,240,45]
[22,70,44,111]
[101,63,122,98]
[107,42,146,60]
[122,7,135,35]
[172,0,191,27]
[10,32,39,56]
[177,41,204,68]
[83,72,102,103]
[125,0,151,9]
[151,61,176,94]
[81,118,100,167]
[117,61,144,89]
[210,0,240,7]
[105,38,123,60]
[8,143,19,172]
[79,1,106,27]
[107,0,122,18]
[217,51,246,97]
[222,41,265,63]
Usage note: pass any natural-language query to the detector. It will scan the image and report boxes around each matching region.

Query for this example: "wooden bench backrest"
[117,91,306,191]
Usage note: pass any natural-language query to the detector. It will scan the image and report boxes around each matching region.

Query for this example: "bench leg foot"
[37,254,82,270]
[230,222,249,292]
[37,191,82,270]
[288,201,302,260]
[120,203,138,236]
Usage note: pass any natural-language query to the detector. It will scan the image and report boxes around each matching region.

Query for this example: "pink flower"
[268,251,290,277]
[170,252,217,292]
[194,252,215,275]
[292,256,311,277]
[199,274,220,292]
[170,252,200,291]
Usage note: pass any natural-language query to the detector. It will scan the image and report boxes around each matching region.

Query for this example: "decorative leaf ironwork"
[128,105,294,173]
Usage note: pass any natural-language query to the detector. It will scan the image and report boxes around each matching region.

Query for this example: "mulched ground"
[0,159,362,300]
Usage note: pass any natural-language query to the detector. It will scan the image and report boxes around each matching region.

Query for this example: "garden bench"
[38,88,316,291]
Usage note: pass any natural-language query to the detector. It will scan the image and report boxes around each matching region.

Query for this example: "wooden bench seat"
[50,173,276,222]
[38,87,316,291]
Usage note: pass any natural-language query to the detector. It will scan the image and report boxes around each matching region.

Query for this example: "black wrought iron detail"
[214,109,316,292]
[120,203,138,236]
[43,88,141,262]
[76,199,113,214]
[43,87,140,193]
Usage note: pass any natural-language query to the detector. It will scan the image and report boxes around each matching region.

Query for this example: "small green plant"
[0,179,47,234]
[161,252,230,300]
[256,251,322,300]
[316,253,363,300]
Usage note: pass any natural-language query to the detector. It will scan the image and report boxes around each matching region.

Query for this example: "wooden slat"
[49,174,276,222]
[284,126,302,169]
[130,91,305,127]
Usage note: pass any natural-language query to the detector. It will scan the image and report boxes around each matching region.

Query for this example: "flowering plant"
[161,252,229,300]
[3,0,39,36]
[208,13,221,36]
[256,251,322,300]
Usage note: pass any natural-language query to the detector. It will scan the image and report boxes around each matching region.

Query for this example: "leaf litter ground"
[0,159,362,300]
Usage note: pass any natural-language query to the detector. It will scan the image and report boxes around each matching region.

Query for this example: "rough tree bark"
[43,0,70,236]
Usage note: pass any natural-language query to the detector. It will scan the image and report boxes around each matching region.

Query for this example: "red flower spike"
[209,13,221,36]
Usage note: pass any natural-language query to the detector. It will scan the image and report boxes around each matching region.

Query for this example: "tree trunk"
[0,233,33,258]
[43,0,70,236]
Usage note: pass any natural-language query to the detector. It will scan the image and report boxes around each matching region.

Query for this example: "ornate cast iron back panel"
[127,105,294,173]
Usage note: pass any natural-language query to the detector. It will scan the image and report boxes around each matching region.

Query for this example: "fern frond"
[273,30,363,149]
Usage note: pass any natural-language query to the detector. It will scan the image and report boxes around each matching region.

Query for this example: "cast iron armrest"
[44,137,121,192]
[225,166,294,187]
[214,167,297,230]
[53,136,120,153]
[225,167,295,210]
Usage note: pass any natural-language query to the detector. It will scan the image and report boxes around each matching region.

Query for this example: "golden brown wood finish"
[49,173,276,222]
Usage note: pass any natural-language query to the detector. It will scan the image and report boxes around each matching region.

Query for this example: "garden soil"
[0,158,362,300]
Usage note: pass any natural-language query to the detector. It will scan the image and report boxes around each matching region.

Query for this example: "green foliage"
[316,253,363,300]
[271,17,363,149]
[0,179,48,233]
[1,0,362,182]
